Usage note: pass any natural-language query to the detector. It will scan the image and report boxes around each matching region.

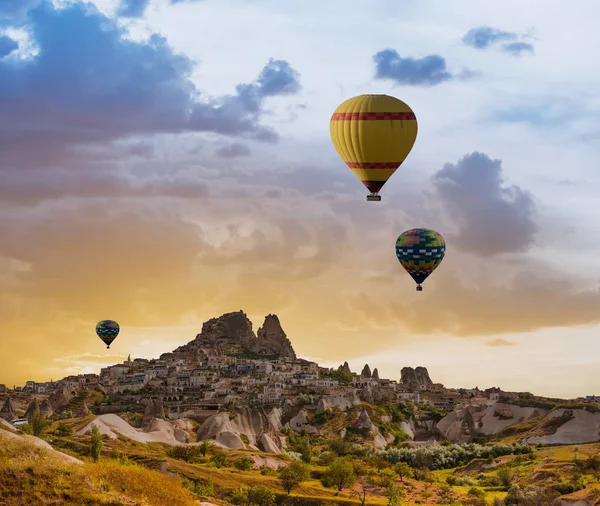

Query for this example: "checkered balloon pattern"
[395,228,446,285]
[96,319,120,346]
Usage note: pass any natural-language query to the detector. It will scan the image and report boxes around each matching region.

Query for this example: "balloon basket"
[416,285,423,292]
[366,194,381,202]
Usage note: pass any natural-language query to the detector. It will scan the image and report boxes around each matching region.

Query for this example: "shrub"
[234,455,255,471]
[377,442,533,470]
[56,422,73,437]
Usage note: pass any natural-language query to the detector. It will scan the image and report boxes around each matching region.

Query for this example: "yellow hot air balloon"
[330,94,418,201]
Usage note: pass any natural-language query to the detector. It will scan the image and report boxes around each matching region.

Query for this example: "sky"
[1,0,600,399]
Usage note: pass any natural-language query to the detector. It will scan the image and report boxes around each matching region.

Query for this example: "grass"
[5,410,600,506]
[0,435,199,506]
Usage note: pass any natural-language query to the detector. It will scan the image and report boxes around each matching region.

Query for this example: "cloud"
[215,142,252,158]
[117,0,151,18]
[188,58,301,142]
[485,338,517,347]
[0,1,302,166]
[503,41,534,56]
[431,152,538,256]
[462,26,518,49]
[373,49,454,86]
[462,26,534,57]
[0,35,18,57]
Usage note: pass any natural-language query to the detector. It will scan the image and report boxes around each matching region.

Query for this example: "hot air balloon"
[96,320,120,349]
[330,94,418,201]
[395,228,445,291]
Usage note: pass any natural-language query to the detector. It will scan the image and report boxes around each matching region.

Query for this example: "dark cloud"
[373,49,454,86]
[431,152,537,256]
[0,35,18,57]
[503,41,534,56]
[215,142,252,158]
[117,0,151,18]
[0,2,301,166]
[462,26,518,49]
[462,26,534,57]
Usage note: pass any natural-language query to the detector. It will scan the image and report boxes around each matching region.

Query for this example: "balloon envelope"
[329,94,418,197]
[395,228,445,288]
[96,320,120,348]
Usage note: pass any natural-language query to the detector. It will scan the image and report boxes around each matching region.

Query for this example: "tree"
[30,411,50,437]
[497,467,516,487]
[299,434,312,463]
[198,440,210,456]
[229,486,249,505]
[353,476,372,506]
[234,456,255,471]
[332,367,352,385]
[90,426,103,462]
[386,482,404,506]
[278,460,310,494]
[322,457,357,493]
[394,461,413,483]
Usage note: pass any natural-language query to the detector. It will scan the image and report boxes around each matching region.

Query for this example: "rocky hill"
[174,310,296,360]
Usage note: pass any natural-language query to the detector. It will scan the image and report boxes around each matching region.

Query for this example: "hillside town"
[2,310,581,426]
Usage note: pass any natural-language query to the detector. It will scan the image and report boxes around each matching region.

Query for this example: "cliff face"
[175,311,296,360]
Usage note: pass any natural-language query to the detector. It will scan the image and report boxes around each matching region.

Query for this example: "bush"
[314,411,335,425]
[377,442,533,470]
[234,455,255,471]
[446,475,458,486]
[210,450,228,468]
[167,445,206,463]
[468,487,486,498]
[56,422,73,437]
[317,451,336,466]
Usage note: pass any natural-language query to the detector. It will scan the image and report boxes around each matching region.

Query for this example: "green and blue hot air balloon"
[395,228,446,291]
[96,320,120,349]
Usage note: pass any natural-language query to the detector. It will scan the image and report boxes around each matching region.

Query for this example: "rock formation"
[175,311,296,360]
[0,396,16,421]
[142,398,165,428]
[196,407,285,449]
[289,409,318,435]
[353,408,388,449]
[49,386,75,411]
[77,401,90,417]
[401,366,433,387]
[372,368,379,380]
[25,399,41,421]
[341,362,351,374]
[361,364,371,378]
[40,400,53,418]
[174,427,190,444]
[253,314,296,359]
